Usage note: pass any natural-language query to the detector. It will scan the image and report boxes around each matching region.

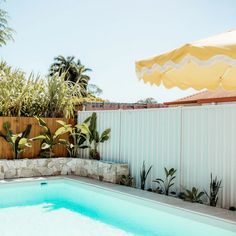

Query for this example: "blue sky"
[1,0,236,102]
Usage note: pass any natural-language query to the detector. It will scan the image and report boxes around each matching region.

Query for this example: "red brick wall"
[83,103,166,111]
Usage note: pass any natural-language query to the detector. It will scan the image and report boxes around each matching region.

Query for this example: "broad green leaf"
[100,128,111,143]
[31,135,46,141]
[53,126,70,139]
[41,143,51,150]
[56,120,67,126]
[19,138,28,145]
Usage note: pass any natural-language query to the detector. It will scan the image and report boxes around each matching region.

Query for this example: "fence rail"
[78,104,236,208]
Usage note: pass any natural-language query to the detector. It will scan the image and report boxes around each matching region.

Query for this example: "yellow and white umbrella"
[136,30,236,90]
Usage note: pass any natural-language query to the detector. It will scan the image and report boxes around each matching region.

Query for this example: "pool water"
[0,178,235,236]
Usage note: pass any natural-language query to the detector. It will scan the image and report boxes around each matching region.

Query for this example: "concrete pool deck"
[1,175,236,226]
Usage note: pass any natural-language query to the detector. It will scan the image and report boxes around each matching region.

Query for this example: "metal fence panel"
[181,104,236,208]
[78,104,236,208]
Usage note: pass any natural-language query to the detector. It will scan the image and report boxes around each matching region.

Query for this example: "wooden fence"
[0,117,75,159]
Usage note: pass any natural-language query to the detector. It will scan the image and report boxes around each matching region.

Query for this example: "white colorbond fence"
[78,104,236,208]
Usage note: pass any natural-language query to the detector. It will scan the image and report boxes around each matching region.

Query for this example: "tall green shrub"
[0,62,87,118]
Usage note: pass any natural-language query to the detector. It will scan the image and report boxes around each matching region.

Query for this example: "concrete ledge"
[0,158,129,184]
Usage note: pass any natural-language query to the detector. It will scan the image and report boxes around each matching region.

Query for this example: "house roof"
[164,88,236,106]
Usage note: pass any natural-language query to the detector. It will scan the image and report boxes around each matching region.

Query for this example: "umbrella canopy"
[136,30,236,90]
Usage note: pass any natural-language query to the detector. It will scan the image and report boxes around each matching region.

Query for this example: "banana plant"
[153,167,177,196]
[58,120,90,157]
[32,117,71,158]
[183,187,205,203]
[140,161,152,190]
[85,112,111,160]
[0,122,32,159]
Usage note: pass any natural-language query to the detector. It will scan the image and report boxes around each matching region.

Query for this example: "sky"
[1,0,236,103]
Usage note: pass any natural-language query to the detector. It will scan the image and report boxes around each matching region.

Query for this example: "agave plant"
[140,161,152,190]
[85,112,111,160]
[182,187,205,203]
[153,167,177,196]
[32,117,71,158]
[0,122,32,159]
[119,175,135,187]
[58,120,90,157]
[205,173,222,207]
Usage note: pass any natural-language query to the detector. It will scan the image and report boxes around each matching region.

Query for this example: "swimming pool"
[0,178,235,236]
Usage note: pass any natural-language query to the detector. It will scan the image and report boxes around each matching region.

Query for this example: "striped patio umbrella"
[136,30,236,90]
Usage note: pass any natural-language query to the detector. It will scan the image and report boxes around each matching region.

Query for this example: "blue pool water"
[0,178,235,236]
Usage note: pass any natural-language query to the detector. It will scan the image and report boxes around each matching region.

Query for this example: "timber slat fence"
[0,117,75,159]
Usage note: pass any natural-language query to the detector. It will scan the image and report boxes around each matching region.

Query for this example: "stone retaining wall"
[0,158,129,184]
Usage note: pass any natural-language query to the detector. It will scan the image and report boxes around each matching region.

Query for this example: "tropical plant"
[85,112,111,160]
[32,117,71,158]
[46,73,84,118]
[140,161,152,190]
[0,122,32,159]
[58,120,90,157]
[205,173,222,207]
[87,84,103,97]
[0,62,84,118]
[0,6,14,46]
[49,55,91,95]
[80,94,106,103]
[153,167,177,196]
[182,187,205,203]
[119,175,134,187]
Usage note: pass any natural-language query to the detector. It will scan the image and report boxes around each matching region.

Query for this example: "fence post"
[179,107,183,192]
[118,110,122,163]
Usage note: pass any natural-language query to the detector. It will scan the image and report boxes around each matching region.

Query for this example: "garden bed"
[0,158,129,184]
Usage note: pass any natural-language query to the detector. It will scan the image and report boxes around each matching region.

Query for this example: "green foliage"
[87,84,103,97]
[205,173,222,207]
[137,97,157,104]
[0,122,32,159]
[153,167,177,196]
[32,117,71,158]
[119,175,134,187]
[49,55,91,94]
[140,161,152,190]
[0,62,87,118]
[86,112,111,160]
[182,187,205,203]
[58,120,90,157]
[0,7,14,46]
[46,73,83,118]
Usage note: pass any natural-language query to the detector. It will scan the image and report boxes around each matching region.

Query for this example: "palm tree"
[0,7,14,47]
[49,56,91,95]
